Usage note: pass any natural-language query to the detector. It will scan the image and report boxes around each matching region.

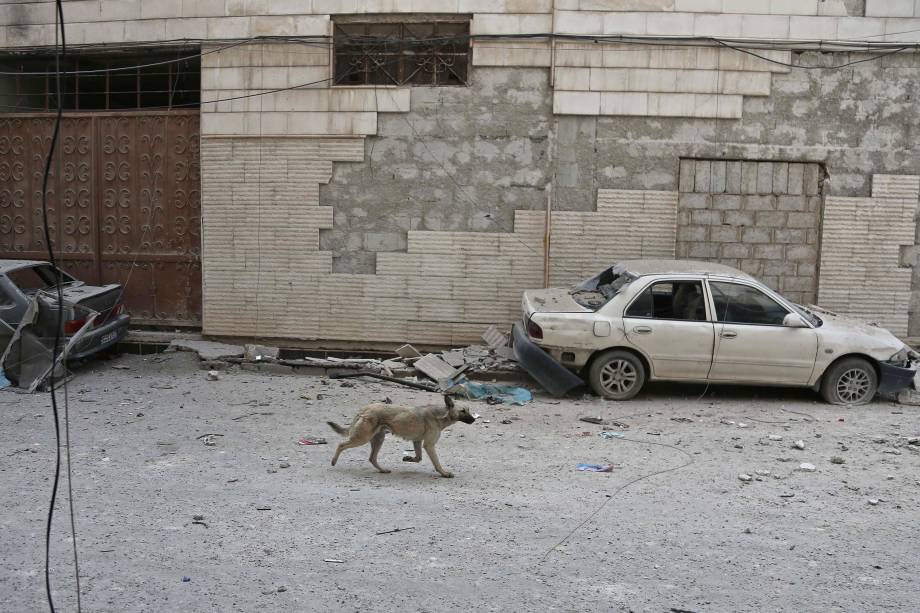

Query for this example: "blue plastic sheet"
[460,381,532,405]
[0,368,9,389]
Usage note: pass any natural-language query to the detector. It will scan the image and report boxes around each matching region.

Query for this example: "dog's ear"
[443,395,454,410]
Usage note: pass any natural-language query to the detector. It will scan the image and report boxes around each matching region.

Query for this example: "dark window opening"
[710,281,788,326]
[626,281,707,321]
[333,18,470,87]
[0,49,200,112]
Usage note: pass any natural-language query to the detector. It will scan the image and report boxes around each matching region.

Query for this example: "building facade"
[1,1,919,345]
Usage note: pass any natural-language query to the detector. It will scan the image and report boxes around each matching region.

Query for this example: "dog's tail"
[443,395,454,409]
[326,421,348,436]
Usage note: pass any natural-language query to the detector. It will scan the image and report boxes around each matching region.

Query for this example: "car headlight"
[888,346,914,366]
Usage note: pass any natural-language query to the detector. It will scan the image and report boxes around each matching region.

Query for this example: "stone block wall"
[676,159,824,305]
[817,174,919,336]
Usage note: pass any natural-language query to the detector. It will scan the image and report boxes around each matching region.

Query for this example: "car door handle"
[720,330,738,339]
[633,326,652,334]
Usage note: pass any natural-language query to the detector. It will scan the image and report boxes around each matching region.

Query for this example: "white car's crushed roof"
[617,259,754,280]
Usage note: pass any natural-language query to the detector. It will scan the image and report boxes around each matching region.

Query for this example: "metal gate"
[0,111,201,326]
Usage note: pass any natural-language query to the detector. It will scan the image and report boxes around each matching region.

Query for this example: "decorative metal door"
[0,111,201,326]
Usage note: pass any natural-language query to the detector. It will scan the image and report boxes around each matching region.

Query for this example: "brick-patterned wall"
[201,135,678,344]
[676,159,824,305]
[818,174,919,336]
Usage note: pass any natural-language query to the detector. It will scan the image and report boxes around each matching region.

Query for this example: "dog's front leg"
[402,441,423,463]
[423,443,453,478]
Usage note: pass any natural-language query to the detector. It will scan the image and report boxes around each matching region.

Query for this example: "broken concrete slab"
[482,325,508,349]
[170,339,244,361]
[395,344,422,360]
[441,349,466,368]
[414,354,459,381]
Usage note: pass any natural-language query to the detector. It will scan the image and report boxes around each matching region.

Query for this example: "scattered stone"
[279,462,291,469]
[768,435,783,441]
[500,419,512,424]
[738,474,753,482]
[207,370,220,381]
[339,380,355,388]
[908,437,920,446]
[755,470,771,477]
[738,423,749,428]
[193,514,204,521]
[886,475,895,480]
[671,417,693,423]
[798,463,816,472]
[256,505,272,511]
[868,499,879,506]
[277,586,287,593]
[830,456,845,464]
[793,440,805,450]
[743,528,752,534]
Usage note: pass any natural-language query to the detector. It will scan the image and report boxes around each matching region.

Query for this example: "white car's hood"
[522,288,590,316]
[812,307,906,359]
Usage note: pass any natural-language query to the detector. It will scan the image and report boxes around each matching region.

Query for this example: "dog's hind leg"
[368,431,390,473]
[423,442,453,478]
[331,439,364,466]
[402,441,423,463]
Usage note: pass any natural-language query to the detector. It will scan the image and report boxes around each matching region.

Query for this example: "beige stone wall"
[817,174,919,336]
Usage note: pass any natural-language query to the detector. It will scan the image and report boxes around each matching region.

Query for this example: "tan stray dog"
[327,395,476,478]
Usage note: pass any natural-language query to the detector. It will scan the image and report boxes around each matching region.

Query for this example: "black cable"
[711,38,913,70]
[40,3,77,612]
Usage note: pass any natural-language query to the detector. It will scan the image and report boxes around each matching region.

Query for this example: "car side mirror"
[783,313,808,328]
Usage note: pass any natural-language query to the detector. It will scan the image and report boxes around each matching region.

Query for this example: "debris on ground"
[798,463,816,472]
[831,456,845,464]
[395,344,422,360]
[579,416,605,425]
[298,437,328,446]
[458,381,532,405]
[481,325,509,350]
[207,370,220,381]
[793,440,806,450]
[768,434,783,441]
[245,344,280,361]
[868,499,880,506]
[576,463,617,472]
[739,474,753,482]
[599,431,625,439]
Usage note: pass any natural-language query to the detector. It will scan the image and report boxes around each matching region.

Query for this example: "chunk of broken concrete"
[738,474,753,482]
[481,325,508,349]
[793,440,805,450]
[395,344,422,360]
[207,370,220,381]
[244,344,280,361]
[798,463,816,472]
[170,339,244,361]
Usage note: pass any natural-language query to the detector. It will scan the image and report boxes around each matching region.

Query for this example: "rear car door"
[706,280,818,384]
[622,279,715,380]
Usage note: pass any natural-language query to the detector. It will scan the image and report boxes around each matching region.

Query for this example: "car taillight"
[526,317,543,340]
[112,303,124,316]
[64,319,86,335]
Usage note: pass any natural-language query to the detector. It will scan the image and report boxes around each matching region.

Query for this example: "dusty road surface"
[2,351,919,612]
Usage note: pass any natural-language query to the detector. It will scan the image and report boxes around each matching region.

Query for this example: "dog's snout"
[462,414,476,424]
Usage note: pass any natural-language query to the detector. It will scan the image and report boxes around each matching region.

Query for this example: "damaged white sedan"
[514,260,918,405]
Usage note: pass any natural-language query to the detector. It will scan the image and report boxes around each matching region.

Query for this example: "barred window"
[333,19,470,87]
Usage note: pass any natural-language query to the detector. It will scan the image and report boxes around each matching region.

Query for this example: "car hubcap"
[837,368,871,404]
[600,359,637,395]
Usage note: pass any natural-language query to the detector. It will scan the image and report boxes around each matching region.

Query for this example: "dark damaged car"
[0,259,130,361]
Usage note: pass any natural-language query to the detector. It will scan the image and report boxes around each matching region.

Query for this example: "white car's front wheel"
[820,357,878,405]
[588,350,646,400]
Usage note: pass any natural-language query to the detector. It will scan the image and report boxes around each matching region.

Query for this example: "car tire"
[820,357,878,405]
[588,350,646,400]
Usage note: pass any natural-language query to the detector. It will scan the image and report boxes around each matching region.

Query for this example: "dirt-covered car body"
[0,259,130,360]
[518,260,917,403]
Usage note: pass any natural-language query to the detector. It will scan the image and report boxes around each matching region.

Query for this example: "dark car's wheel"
[588,350,646,400]
[820,357,878,405]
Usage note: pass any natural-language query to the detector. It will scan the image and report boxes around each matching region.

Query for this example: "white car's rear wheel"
[588,350,646,400]
[820,357,878,405]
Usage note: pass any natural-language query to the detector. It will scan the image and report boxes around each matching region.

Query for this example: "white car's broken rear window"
[570,265,635,310]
